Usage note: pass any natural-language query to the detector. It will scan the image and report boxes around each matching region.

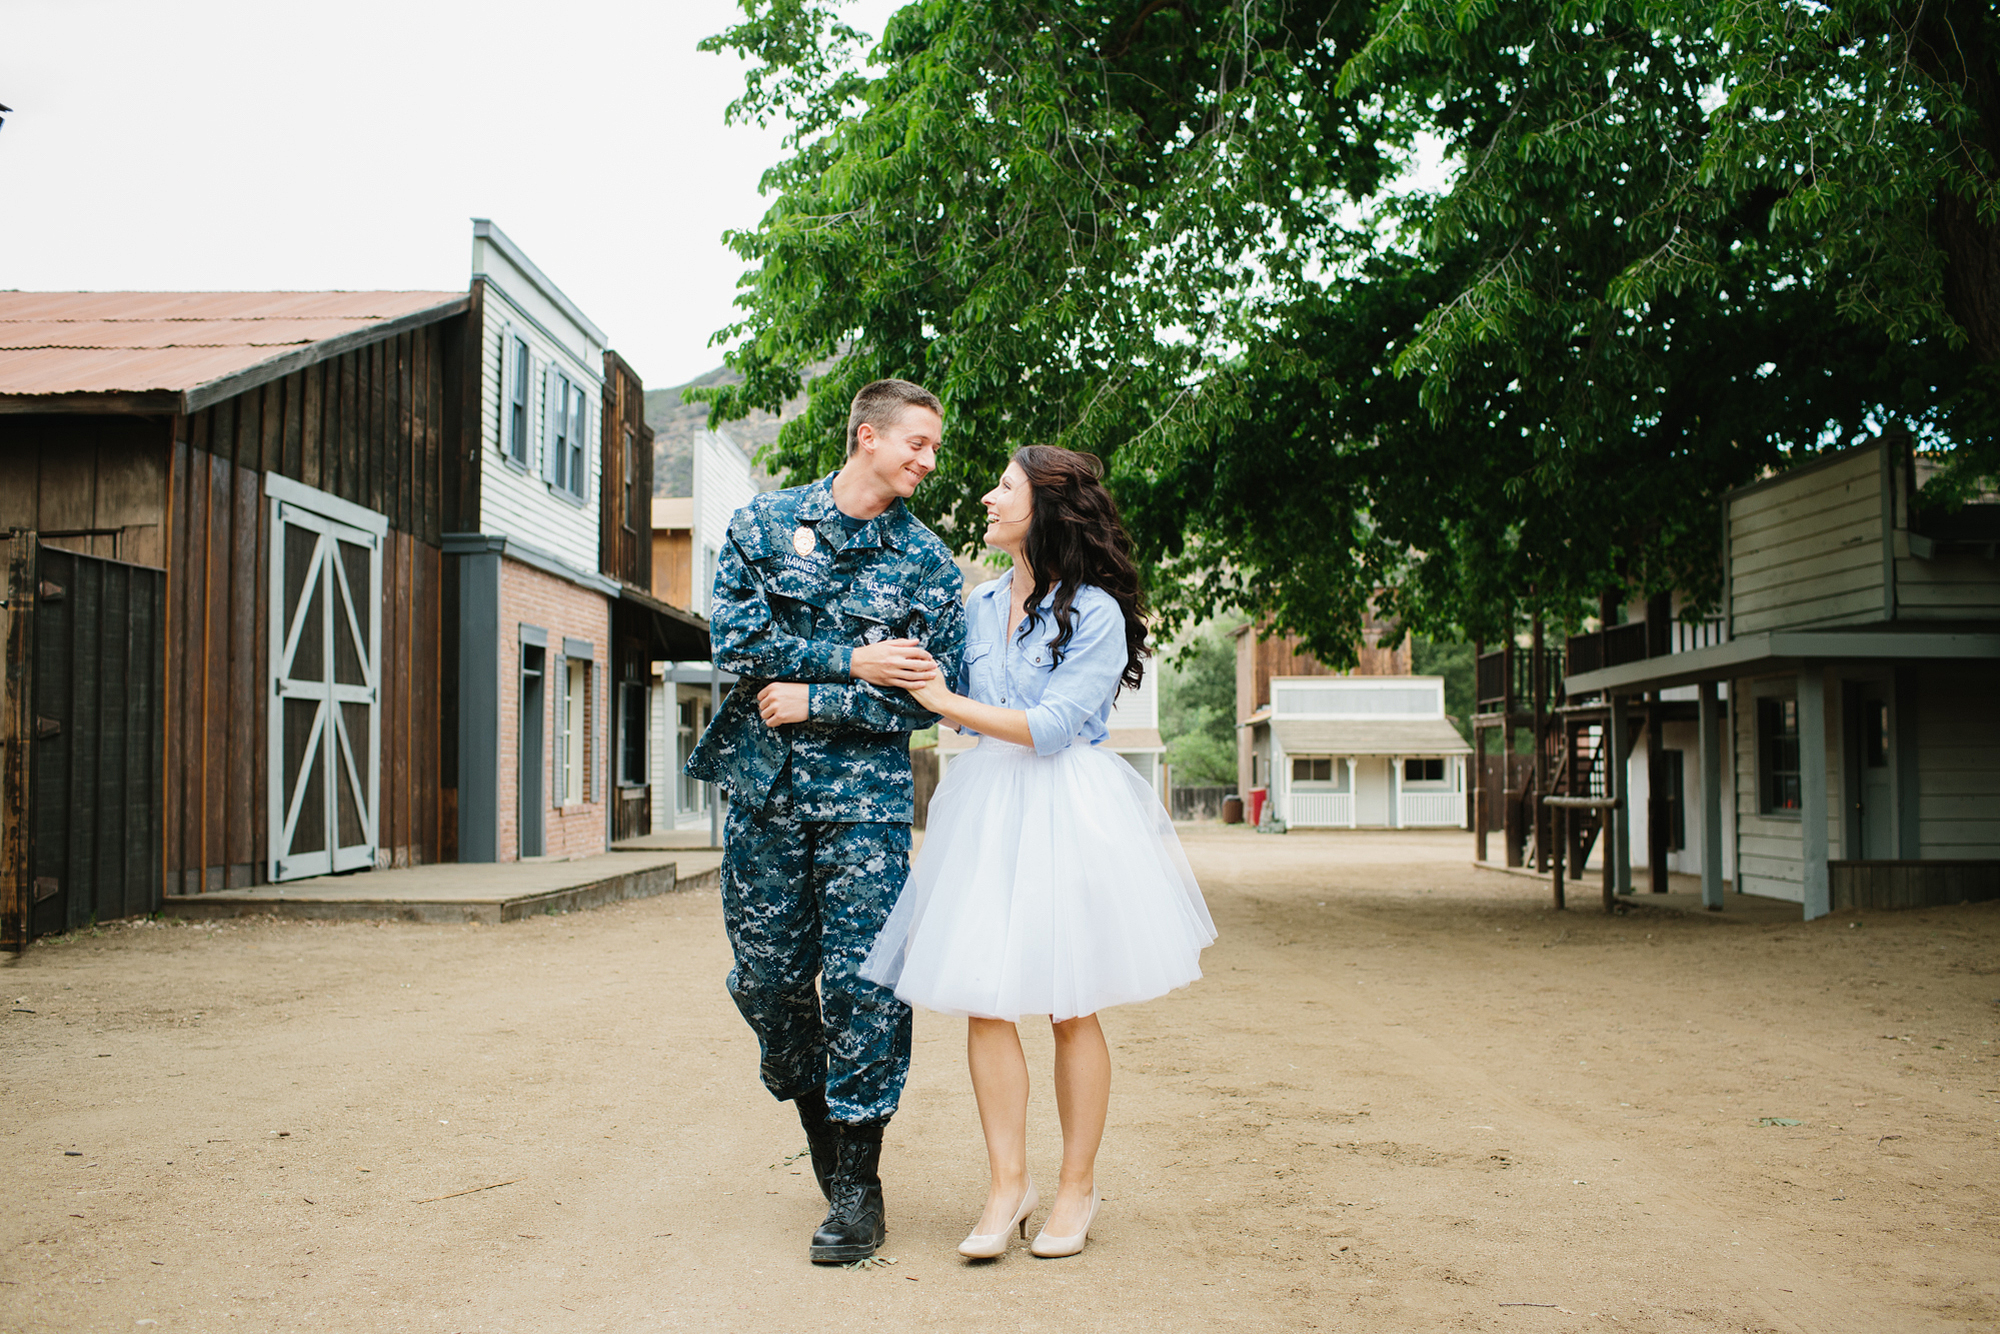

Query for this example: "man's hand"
[756,682,810,727]
[849,638,937,689]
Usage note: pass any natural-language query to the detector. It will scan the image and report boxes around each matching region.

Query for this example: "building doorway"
[520,643,546,858]
[1849,682,1896,859]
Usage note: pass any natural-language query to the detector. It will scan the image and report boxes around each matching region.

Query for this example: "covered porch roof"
[1564,628,2000,697]
[1272,718,1471,756]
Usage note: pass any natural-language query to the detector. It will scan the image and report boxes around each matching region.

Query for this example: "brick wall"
[496,558,611,860]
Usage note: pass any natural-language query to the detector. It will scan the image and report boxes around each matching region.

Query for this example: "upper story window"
[502,332,532,466]
[623,426,641,533]
[546,370,589,502]
[1757,695,1801,813]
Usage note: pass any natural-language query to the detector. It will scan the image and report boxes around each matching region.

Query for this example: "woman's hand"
[907,663,954,713]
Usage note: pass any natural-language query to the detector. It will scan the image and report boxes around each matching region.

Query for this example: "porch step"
[161,849,724,926]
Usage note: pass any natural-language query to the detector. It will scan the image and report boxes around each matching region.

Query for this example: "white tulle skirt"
[860,738,1216,1022]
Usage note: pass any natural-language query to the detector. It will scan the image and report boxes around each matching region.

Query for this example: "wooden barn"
[0,290,473,946]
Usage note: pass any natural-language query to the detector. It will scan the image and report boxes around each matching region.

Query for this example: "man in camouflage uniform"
[687,379,964,1263]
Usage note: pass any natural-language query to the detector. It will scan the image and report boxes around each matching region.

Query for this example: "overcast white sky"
[1,0,900,389]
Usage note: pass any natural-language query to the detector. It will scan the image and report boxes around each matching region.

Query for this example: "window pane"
[1758,697,1801,812]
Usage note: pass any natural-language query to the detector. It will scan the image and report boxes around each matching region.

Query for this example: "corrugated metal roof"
[0,291,464,397]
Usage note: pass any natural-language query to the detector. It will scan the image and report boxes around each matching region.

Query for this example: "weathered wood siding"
[1913,660,2000,859]
[652,528,693,610]
[0,415,170,566]
[600,352,654,590]
[1731,671,1845,902]
[1728,450,1886,635]
[165,324,454,889]
[28,546,164,936]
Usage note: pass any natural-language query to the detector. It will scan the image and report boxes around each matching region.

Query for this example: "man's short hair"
[847,379,943,455]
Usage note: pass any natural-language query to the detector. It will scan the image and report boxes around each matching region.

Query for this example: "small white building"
[1263,676,1471,828]
[647,429,761,833]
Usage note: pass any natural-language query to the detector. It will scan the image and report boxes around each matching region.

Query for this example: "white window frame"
[502,328,532,468]
[543,366,591,504]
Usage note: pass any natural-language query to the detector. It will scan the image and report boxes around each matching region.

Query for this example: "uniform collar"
[798,471,906,552]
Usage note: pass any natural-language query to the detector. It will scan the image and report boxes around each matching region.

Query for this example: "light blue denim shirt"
[957,570,1128,756]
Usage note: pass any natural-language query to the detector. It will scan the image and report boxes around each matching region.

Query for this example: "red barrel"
[1248,786,1268,827]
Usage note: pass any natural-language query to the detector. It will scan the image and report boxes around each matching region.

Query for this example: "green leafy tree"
[1159,624,1239,788]
[698,0,1992,664]
[1411,637,1476,743]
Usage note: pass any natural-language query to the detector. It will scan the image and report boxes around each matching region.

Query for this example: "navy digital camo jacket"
[685,472,966,824]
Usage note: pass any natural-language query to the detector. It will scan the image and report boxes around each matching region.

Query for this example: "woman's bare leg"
[1045,1013,1110,1234]
[966,1017,1032,1234]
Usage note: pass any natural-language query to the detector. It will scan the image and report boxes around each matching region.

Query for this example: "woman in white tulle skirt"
[860,446,1215,1260]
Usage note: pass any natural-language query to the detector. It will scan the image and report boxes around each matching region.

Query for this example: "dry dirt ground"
[4,826,1998,1333]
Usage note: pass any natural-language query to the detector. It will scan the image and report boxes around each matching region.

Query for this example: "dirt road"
[4,827,1996,1332]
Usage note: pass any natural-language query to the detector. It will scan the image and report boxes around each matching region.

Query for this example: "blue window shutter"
[543,366,562,484]
[577,391,592,504]
[552,652,567,805]
[497,326,512,455]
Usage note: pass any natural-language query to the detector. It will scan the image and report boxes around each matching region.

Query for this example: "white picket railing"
[1398,791,1466,828]
[1287,791,1352,827]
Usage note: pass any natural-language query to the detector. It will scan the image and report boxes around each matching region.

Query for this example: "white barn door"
[267,479,385,882]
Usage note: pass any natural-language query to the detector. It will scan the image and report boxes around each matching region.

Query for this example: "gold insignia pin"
[792,526,816,556]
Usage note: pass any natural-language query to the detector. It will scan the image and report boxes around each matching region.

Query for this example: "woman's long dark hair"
[1012,445,1148,692]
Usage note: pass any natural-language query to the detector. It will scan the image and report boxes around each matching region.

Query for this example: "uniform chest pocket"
[840,587,914,644]
[762,559,836,610]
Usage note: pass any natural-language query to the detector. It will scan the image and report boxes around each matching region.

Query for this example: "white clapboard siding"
[1729,451,1885,635]
[1730,672,1846,901]
[690,430,760,615]
[477,293,602,572]
[1110,666,1158,730]
[1894,544,2000,620]
[1916,661,2000,858]
[647,680,671,834]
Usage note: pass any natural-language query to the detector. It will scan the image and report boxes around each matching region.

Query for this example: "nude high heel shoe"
[1029,1187,1100,1258]
[958,1180,1038,1259]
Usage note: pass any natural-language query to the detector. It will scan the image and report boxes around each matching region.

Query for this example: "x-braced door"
[269,494,382,881]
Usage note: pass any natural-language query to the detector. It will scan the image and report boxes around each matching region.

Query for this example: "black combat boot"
[793,1090,838,1201]
[809,1121,887,1263]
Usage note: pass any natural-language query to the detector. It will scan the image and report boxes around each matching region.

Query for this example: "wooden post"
[1609,693,1632,894]
[1503,638,1521,867]
[1602,799,1618,912]
[1698,680,1724,911]
[1474,718,1488,862]
[1648,702,1669,893]
[1799,668,1830,920]
[1551,803,1566,910]
[1531,617,1546,873]
[0,534,34,951]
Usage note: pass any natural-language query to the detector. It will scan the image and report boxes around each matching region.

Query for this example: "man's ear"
[854,421,877,453]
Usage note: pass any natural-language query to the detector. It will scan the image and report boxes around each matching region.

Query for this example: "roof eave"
[0,293,471,417]
[183,293,470,414]
[0,390,184,416]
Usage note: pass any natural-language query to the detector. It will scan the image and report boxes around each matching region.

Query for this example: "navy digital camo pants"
[720,795,914,1125]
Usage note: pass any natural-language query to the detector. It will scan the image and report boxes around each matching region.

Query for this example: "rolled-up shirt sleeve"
[1024,591,1128,757]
